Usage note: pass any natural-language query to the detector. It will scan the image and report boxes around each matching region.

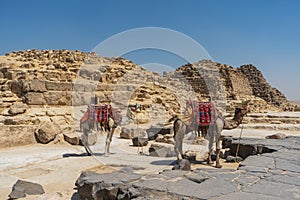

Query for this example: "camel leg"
[174,132,183,160]
[215,136,222,168]
[215,121,223,168]
[197,125,201,137]
[174,121,185,160]
[82,127,93,156]
[104,119,115,156]
[104,129,113,156]
[207,126,214,165]
[174,137,183,160]
[84,145,93,156]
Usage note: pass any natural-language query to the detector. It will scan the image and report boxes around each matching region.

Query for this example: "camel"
[169,104,248,168]
[80,105,120,156]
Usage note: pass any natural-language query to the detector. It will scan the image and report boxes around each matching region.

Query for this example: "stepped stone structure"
[172,60,289,112]
[239,64,288,107]
[0,49,290,148]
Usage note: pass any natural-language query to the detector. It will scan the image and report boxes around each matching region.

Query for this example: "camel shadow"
[62,152,103,157]
[150,158,209,167]
[150,160,177,166]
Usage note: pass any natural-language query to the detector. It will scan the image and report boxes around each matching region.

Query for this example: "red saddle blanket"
[80,104,122,125]
[194,102,217,126]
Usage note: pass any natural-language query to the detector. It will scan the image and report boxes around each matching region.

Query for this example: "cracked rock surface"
[76,136,300,200]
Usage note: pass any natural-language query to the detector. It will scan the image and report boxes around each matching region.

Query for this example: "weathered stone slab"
[243,179,300,199]
[234,174,260,188]
[212,191,282,200]
[275,158,300,173]
[240,155,275,169]
[132,179,169,193]
[266,174,300,186]
[9,180,44,199]
[172,178,238,199]
[76,171,142,200]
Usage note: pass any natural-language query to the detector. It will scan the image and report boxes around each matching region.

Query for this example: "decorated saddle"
[80,104,122,125]
[193,102,218,126]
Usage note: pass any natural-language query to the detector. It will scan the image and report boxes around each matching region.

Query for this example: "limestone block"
[8,102,27,115]
[63,132,80,145]
[44,91,71,105]
[35,121,62,144]
[4,115,33,125]
[0,125,37,148]
[45,81,73,91]
[25,92,46,105]
[21,80,47,93]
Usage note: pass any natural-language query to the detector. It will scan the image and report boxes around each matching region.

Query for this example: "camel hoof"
[216,164,222,168]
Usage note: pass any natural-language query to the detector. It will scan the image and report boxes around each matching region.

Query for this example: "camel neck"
[233,113,244,124]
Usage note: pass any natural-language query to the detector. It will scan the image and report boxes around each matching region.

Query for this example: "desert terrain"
[0,50,299,199]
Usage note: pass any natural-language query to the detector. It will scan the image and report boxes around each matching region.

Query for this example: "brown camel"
[169,105,248,168]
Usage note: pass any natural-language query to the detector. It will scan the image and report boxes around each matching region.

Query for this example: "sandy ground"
[0,126,299,199]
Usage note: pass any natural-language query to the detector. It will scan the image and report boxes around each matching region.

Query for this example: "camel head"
[234,105,249,118]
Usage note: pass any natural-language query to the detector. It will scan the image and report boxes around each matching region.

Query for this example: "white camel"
[169,105,248,168]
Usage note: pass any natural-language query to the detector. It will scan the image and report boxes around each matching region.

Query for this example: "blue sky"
[1,0,299,100]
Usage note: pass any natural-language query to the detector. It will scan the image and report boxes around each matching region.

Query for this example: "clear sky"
[1,0,299,100]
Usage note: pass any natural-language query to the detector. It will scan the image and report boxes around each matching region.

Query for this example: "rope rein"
[235,124,244,162]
